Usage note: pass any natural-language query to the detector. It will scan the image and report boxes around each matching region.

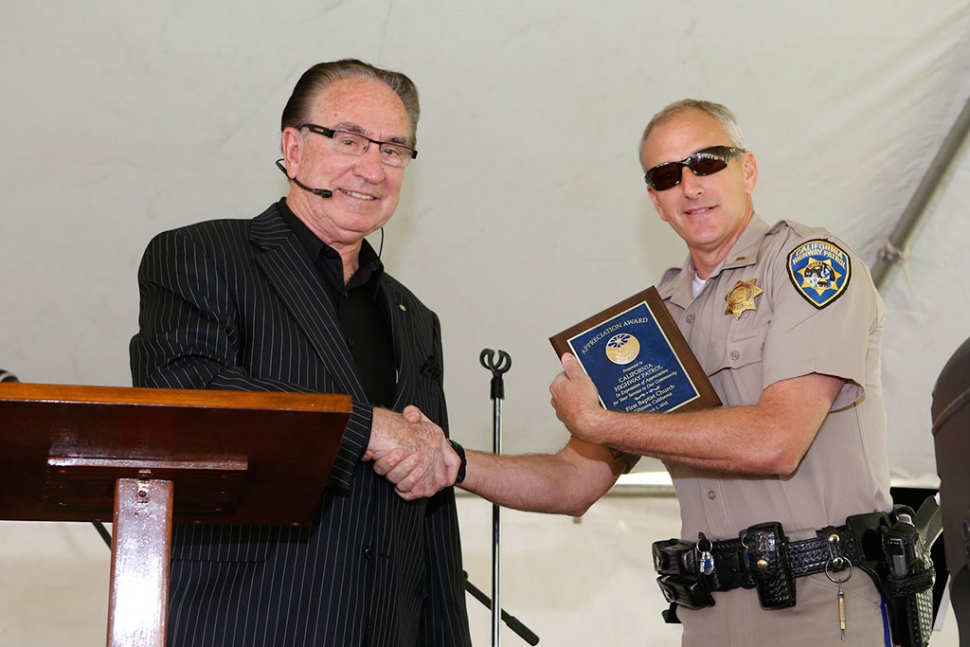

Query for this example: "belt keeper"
[826,531,849,572]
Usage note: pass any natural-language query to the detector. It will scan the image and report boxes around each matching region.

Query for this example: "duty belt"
[653,521,851,610]
[651,499,942,647]
[654,523,862,596]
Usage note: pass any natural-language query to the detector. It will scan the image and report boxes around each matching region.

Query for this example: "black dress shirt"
[278,198,396,408]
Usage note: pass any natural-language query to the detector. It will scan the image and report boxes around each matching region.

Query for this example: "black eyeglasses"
[644,146,745,191]
[298,124,418,168]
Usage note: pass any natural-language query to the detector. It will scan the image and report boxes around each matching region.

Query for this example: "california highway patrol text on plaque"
[550,287,721,414]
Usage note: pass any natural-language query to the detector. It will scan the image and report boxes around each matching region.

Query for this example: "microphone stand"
[93,520,113,548]
[479,349,513,646]
[464,571,539,645]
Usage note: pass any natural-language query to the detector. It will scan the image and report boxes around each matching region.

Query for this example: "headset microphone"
[275,159,333,198]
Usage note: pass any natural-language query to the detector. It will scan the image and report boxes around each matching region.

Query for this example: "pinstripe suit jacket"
[130,202,472,647]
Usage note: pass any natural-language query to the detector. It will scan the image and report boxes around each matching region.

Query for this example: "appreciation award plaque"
[550,287,720,414]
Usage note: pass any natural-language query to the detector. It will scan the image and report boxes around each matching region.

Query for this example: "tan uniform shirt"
[657,214,892,646]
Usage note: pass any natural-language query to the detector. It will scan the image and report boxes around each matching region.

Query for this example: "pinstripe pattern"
[130,203,471,647]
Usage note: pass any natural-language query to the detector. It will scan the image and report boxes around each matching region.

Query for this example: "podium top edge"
[0,383,353,414]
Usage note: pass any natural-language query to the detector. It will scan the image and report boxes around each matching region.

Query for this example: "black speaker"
[931,336,970,646]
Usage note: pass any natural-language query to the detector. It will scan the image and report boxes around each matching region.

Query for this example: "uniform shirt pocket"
[705,331,764,376]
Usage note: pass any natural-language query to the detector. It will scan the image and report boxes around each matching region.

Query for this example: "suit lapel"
[250,209,368,401]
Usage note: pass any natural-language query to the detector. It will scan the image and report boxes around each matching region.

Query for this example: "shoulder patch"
[787,239,851,309]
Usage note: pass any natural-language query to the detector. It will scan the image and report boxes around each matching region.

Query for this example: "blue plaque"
[550,287,720,414]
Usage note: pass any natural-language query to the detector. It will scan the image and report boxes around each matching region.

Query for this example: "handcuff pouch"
[744,521,796,609]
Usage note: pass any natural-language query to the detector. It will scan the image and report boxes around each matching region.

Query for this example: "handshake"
[365,406,463,501]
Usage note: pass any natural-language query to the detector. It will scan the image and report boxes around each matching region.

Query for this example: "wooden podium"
[0,382,351,647]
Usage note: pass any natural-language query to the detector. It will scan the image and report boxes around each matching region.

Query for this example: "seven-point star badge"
[725,279,764,319]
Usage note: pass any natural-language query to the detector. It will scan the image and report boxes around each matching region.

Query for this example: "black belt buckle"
[656,574,715,609]
[744,521,796,609]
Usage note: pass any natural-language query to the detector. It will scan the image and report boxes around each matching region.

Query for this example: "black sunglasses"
[644,145,745,191]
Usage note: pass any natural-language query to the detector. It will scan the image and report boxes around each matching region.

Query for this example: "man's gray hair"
[638,99,746,169]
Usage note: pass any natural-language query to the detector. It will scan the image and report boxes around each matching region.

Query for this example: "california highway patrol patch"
[787,239,851,308]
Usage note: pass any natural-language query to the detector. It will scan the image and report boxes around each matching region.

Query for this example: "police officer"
[377,99,893,646]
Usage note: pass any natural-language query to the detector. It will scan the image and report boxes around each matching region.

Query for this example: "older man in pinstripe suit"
[130,59,471,647]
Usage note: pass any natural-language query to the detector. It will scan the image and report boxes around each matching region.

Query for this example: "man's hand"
[366,406,460,500]
[549,353,604,443]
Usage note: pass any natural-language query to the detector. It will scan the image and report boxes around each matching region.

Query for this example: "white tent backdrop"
[1,1,970,643]
[3,0,969,485]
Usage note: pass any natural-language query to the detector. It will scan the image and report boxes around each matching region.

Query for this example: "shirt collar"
[716,212,770,273]
[277,198,385,296]
[660,212,769,308]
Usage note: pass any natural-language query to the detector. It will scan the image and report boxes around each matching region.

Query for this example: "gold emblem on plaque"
[725,279,764,320]
[605,332,640,365]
